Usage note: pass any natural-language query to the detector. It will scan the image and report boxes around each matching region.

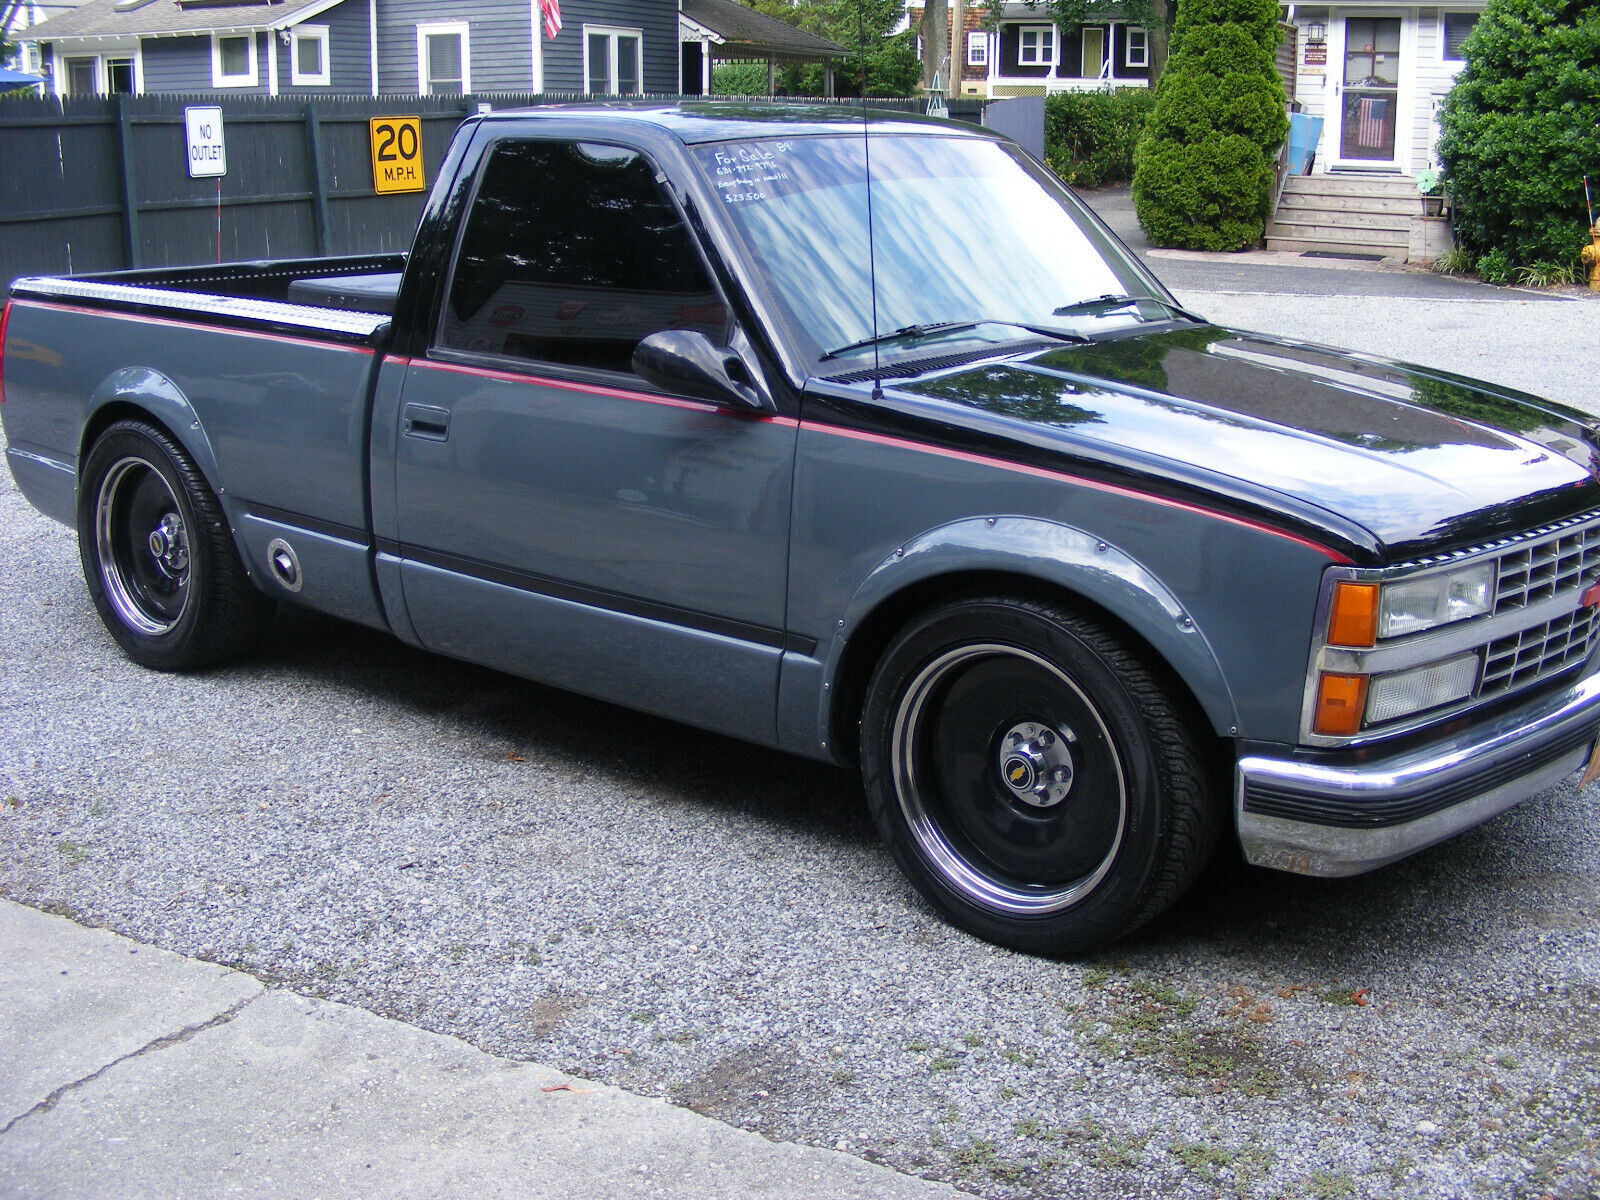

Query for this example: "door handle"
[403,403,450,441]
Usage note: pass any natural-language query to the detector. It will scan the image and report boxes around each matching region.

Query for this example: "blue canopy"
[0,67,45,90]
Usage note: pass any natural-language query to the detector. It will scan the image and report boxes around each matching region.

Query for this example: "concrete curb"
[0,900,975,1199]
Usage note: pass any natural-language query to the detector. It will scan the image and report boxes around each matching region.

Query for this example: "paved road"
[3,288,1599,1200]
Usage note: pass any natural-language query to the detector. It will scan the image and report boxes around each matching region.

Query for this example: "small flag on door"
[540,0,561,40]
[1356,97,1388,150]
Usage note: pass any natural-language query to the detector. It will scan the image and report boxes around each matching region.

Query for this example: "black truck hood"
[888,325,1600,561]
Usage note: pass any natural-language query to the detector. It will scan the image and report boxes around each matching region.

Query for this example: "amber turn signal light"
[1314,672,1369,737]
[1328,581,1378,647]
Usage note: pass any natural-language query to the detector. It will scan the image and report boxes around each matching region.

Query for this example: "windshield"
[690,133,1170,366]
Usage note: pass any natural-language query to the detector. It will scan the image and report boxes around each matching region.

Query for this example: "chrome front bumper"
[1236,669,1600,877]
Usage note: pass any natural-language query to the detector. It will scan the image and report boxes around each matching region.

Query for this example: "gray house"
[21,0,682,96]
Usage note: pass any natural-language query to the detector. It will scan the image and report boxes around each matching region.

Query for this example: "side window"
[439,140,730,376]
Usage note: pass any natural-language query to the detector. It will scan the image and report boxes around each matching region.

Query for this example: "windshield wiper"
[822,319,1088,361]
[1052,294,1203,322]
[822,321,985,361]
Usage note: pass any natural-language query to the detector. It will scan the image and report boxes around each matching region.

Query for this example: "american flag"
[540,0,561,40]
[1356,98,1388,150]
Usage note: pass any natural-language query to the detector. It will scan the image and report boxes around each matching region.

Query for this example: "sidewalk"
[0,901,973,1199]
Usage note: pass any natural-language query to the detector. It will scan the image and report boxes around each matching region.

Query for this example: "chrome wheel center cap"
[999,721,1075,808]
[147,513,189,578]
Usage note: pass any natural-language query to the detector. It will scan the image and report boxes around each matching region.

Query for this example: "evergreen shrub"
[1043,89,1159,188]
[1130,0,1287,250]
[1436,0,1600,275]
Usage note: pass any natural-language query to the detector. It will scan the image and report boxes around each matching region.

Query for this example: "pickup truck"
[6,103,1600,955]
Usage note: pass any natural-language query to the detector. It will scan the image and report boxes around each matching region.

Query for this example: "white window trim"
[211,32,258,88]
[290,24,330,86]
[966,30,987,67]
[416,21,470,94]
[1125,27,1148,68]
[1017,25,1054,67]
[53,42,144,95]
[582,24,644,95]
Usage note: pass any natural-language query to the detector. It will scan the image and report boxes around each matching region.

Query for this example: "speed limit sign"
[369,117,425,194]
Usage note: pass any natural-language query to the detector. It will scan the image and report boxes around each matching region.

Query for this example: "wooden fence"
[0,92,927,287]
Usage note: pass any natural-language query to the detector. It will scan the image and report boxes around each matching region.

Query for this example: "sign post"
[369,117,426,194]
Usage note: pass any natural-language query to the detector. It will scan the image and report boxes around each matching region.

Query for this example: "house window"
[1125,27,1148,68]
[64,55,99,94]
[584,26,642,95]
[1443,12,1478,61]
[1018,26,1055,67]
[211,33,257,87]
[440,140,728,375]
[966,31,987,67]
[417,22,469,94]
[62,50,138,94]
[106,57,134,92]
[291,25,330,86]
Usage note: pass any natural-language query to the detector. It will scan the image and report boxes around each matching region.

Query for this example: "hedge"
[1043,89,1159,189]
[1436,0,1600,279]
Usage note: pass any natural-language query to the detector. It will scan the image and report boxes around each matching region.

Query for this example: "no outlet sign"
[185,106,227,178]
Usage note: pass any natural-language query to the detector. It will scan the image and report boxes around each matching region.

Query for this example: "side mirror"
[633,330,772,413]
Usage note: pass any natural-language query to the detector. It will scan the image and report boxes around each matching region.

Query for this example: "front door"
[391,137,797,741]
[1081,28,1105,79]
[1335,17,1402,166]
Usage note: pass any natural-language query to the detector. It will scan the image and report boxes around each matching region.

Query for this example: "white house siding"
[1410,8,1468,169]
[1286,3,1480,176]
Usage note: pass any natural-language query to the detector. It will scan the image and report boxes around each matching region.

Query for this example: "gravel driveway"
[3,292,1599,1200]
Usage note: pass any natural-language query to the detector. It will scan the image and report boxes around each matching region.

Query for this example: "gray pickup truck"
[6,103,1600,954]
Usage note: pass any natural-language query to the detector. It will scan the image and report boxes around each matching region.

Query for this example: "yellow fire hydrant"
[1583,223,1600,290]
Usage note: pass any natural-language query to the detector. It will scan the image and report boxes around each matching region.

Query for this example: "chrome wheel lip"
[95,456,189,637]
[889,643,1127,917]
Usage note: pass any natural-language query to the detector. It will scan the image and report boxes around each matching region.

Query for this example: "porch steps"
[1265,174,1421,257]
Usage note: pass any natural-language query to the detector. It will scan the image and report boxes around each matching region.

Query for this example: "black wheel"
[77,419,273,670]
[860,596,1219,956]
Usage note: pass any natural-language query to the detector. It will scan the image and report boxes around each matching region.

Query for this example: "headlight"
[1378,562,1495,639]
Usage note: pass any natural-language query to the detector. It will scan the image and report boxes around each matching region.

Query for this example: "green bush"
[711,63,771,96]
[1435,0,1600,273]
[1043,89,1159,188]
[1130,0,1288,250]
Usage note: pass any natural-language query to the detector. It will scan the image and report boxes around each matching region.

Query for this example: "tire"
[860,596,1219,956]
[77,419,274,670]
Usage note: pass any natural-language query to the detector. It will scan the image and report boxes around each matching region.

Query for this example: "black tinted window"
[441,140,729,373]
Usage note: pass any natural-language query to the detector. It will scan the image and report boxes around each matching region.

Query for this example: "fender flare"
[824,515,1242,747]
[81,367,226,505]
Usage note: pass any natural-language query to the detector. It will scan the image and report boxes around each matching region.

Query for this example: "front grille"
[1494,521,1600,613]
[1481,606,1600,696]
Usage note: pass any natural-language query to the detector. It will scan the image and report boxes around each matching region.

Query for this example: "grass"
[1305,1169,1356,1198]
[54,840,89,865]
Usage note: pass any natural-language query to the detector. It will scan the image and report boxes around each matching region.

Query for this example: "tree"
[1129,0,1286,250]
[1435,0,1600,280]
[748,0,921,97]
[918,0,949,93]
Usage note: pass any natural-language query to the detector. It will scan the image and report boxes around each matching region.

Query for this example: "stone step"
[1264,219,1410,247]
[1270,207,1414,233]
[1281,174,1417,198]
[1262,236,1405,258]
[1278,192,1422,216]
